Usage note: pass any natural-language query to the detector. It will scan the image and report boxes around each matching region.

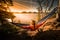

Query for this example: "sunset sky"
[8,0,58,24]
[9,0,58,12]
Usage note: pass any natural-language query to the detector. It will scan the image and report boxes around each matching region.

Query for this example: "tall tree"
[37,0,44,11]
[0,0,15,24]
[57,0,60,22]
[37,0,44,21]
[45,0,48,13]
[0,0,19,36]
[48,0,54,10]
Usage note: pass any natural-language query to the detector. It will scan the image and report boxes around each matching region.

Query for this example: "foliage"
[0,0,15,23]
[0,0,13,6]
[0,10,15,19]
[0,22,19,34]
[0,0,17,38]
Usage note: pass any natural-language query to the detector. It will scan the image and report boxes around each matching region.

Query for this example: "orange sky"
[9,2,37,12]
[8,2,38,24]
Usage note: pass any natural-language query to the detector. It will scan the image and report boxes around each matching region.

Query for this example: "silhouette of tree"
[48,0,54,10]
[0,0,18,36]
[0,0,15,23]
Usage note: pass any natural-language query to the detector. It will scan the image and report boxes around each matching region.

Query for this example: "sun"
[9,6,38,12]
[9,7,22,12]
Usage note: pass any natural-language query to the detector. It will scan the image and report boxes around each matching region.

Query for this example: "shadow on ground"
[0,30,60,40]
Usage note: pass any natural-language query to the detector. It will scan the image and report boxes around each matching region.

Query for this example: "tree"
[57,0,60,22]
[48,0,54,10]
[37,0,43,11]
[45,0,48,13]
[0,0,15,23]
[0,0,19,38]
[37,0,44,21]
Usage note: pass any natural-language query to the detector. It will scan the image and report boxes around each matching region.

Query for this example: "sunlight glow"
[13,14,38,24]
[7,19,12,22]
[9,7,38,12]
[9,7,23,12]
